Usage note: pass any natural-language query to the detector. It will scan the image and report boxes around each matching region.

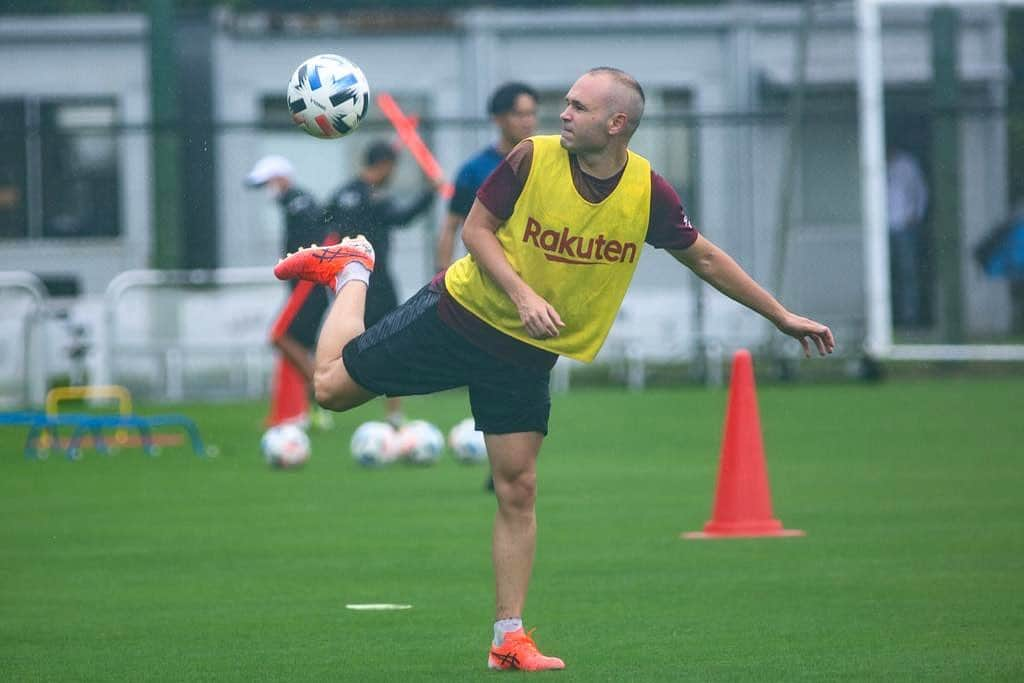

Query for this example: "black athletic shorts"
[341,283,551,435]
[364,276,399,329]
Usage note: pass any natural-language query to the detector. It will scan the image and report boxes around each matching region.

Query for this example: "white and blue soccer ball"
[261,424,311,469]
[287,53,370,139]
[448,418,488,464]
[350,421,398,467]
[396,420,444,466]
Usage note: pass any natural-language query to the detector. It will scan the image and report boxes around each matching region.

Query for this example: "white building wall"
[0,4,1013,392]
[0,15,151,295]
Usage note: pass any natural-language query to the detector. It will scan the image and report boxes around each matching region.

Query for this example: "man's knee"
[494,469,537,512]
[313,377,343,411]
[313,363,366,412]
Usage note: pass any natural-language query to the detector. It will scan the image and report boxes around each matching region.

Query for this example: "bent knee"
[314,377,351,411]
[314,364,374,412]
[313,384,340,411]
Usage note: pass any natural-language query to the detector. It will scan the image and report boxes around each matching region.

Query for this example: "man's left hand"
[776,313,835,357]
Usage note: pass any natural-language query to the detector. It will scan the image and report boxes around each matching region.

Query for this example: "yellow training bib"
[445,135,651,362]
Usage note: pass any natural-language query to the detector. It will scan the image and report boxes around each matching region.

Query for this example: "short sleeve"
[475,140,533,221]
[645,172,698,250]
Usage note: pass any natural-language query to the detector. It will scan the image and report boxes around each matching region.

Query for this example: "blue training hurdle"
[1,411,208,461]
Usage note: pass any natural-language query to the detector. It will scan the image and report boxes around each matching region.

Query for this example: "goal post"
[856,0,1024,361]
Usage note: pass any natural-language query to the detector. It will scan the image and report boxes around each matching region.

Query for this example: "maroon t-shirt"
[437,140,699,370]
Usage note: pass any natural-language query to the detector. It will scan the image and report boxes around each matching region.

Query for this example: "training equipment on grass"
[683,349,804,539]
[4,384,210,460]
[395,419,444,465]
[287,54,369,139]
[44,384,133,447]
[344,603,413,611]
[448,417,487,464]
[350,421,398,467]
[261,423,311,469]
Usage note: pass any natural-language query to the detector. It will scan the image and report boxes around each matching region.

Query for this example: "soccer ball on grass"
[395,420,444,466]
[261,424,311,469]
[448,418,488,464]
[350,421,399,467]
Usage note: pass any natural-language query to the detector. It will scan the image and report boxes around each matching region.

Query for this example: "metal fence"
[0,272,47,407]
[1,97,1021,403]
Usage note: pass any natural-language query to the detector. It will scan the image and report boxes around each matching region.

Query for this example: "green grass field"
[2,378,1023,681]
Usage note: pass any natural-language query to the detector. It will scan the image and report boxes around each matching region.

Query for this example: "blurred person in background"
[275,67,834,672]
[886,146,929,328]
[245,155,335,430]
[435,82,539,271]
[435,81,538,492]
[323,140,445,428]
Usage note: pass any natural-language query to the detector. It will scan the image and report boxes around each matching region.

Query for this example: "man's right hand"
[513,288,565,339]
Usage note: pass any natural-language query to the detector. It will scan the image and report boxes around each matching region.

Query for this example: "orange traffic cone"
[683,349,804,539]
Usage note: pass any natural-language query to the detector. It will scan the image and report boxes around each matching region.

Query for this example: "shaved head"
[586,67,645,136]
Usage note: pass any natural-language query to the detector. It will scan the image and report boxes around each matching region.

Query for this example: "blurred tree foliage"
[1,0,727,12]
[5,1,1022,205]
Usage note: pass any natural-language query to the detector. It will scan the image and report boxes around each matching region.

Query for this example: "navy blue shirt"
[448,145,505,217]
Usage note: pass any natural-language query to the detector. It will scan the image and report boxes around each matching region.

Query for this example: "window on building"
[534,90,568,136]
[760,85,863,226]
[660,89,697,217]
[0,101,28,239]
[0,98,120,240]
[798,91,861,225]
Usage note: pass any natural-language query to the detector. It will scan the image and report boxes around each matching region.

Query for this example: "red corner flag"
[683,349,804,539]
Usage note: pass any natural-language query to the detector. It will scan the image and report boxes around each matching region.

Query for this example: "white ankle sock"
[334,262,370,294]
[493,618,523,646]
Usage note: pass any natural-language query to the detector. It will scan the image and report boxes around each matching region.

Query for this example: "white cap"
[244,155,295,186]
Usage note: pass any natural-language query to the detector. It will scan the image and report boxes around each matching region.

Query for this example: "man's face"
[559,73,611,154]
[495,94,538,147]
[367,159,396,186]
[379,159,396,183]
[265,176,290,199]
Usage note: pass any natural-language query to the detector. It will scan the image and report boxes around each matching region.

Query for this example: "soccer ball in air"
[350,421,398,467]
[396,420,444,466]
[286,53,370,139]
[448,418,488,464]
[261,424,311,469]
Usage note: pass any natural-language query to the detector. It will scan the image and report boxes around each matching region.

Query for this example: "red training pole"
[377,92,454,200]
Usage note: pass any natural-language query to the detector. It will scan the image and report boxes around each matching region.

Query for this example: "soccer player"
[435,81,538,492]
[435,81,538,271]
[322,140,444,427]
[244,155,334,429]
[275,67,835,672]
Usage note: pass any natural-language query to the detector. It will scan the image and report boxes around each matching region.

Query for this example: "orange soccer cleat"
[488,628,565,672]
[273,235,375,288]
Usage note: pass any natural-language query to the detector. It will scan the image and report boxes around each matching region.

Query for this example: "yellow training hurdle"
[43,385,134,446]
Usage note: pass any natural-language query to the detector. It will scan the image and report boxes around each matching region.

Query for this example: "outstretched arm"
[382,188,436,227]
[461,200,564,339]
[671,234,835,357]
